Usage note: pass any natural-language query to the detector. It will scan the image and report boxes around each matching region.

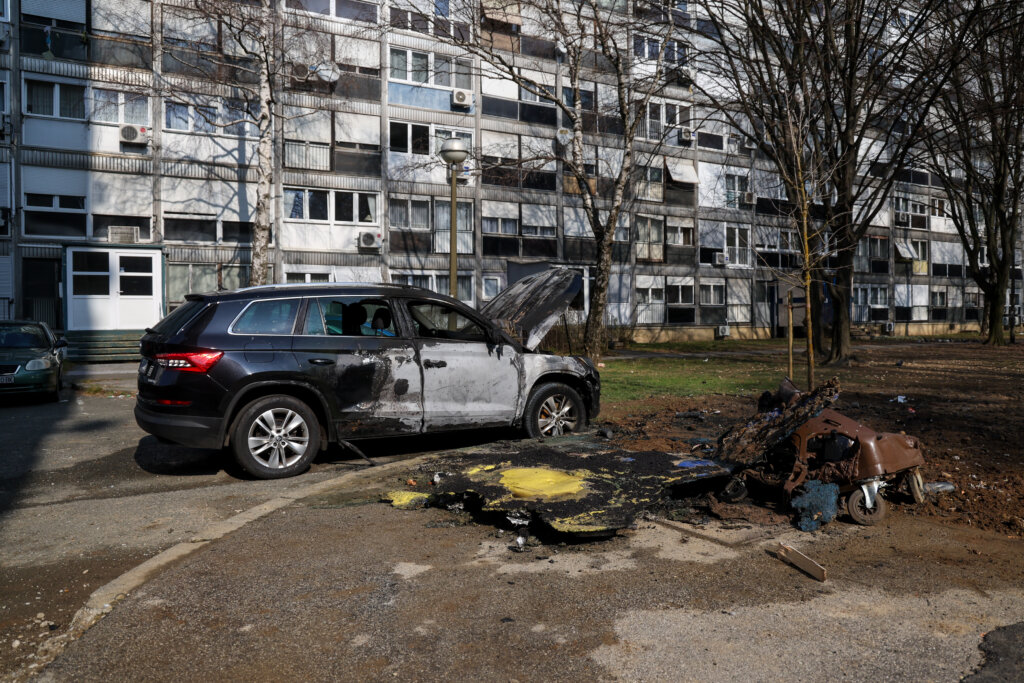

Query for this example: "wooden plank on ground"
[777,543,827,582]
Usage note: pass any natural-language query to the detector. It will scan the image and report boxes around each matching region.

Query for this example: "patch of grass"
[619,338,790,355]
[600,356,786,403]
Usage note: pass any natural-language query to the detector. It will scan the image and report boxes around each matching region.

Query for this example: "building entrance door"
[66,248,163,331]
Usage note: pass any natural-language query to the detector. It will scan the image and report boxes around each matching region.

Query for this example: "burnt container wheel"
[846,487,888,525]
[905,467,927,504]
[524,382,585,438]
[231,395,321,479]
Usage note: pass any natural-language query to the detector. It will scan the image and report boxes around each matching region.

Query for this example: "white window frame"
[482,216,518,235]
[92,88,150,125]
[699,282,725,306]
[726,225,751,267]
[725,173,748,208]
[283,187,330,222]
[666,222,694,246]
[394,271,475,304]
[389,195,432,231]
[23,192,88,239]
[164,100,218,134]
[334,191,379,225]
[24,78,87,120]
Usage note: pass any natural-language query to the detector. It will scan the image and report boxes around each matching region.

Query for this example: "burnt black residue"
[433,444,729,538]
[335,355,392,407]
[394,378,409,396]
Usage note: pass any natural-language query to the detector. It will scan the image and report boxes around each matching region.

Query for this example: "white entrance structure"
[66,247,163,331]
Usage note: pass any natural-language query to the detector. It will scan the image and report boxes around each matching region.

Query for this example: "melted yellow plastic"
[499,467,587,499]
[385,491,431,509]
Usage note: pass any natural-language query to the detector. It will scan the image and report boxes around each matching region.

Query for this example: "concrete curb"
[29,456,432,676]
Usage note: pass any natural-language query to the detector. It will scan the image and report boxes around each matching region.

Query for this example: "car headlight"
[25,358,52,371]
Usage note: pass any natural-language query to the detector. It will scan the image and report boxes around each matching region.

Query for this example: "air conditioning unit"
[358,231,382,249]
[742,191,757,205]
[107,225,140,244]
[678,127,694,145]
[883,321,895,333]
[714,251,728,266]
[451,88,473,108]
[716,324,730,338]
[674,66,694,84]
[742,138,758,149]
[894,211,908,222]
[119,124,151,145]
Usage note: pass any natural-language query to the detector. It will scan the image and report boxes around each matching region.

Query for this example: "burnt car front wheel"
[524,383,585,438]
[231,395,321,479]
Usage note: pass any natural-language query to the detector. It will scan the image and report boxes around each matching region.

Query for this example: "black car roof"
[185,282,466,307]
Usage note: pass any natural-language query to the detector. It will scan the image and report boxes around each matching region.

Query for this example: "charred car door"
[292,296,423,438]
[404,299,520,431]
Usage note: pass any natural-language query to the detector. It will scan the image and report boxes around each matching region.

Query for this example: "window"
[727,225,750,266]
[164,217,217,241]
[636,215,664,260]
[483,217,518,234]
[285,272,330,284]
[306,297,396,336]
[433,200,473,253]
[286,0,377,23]
[435,129,473,155]
[284,188,329,221]
[25,80,85,119]
[24,193,87,237]
[224,99,258,137]
[869,236,888,258]
[93,89,148,125]
[165,101,218,133]
[699,282,725,305]
[335,192,378,224]
[390,48,429,83]
[71,251,109,295]
[930,289,947,307]
[390,122,430,155]
[911,239,928,261]
[520,82,555,103]
[435,56,472,90]
[636,165,664,201]
[667,280,694,305]
[666,222,695,246]
[392,273,432,290]
[633,36,660,60]
[562,86,595,111]
[483,276,501,299]
[436,274,474,302]
[725,174,749,208]
[232,299,301,335]
[407,301,484,340]
[93,215,152,241]
[930,198,946,217]
[389,197,431,230]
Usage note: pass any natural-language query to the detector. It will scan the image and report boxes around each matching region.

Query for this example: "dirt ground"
[600,341,1024,538]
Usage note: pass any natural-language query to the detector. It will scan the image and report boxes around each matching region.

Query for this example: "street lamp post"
[438,137,469,300]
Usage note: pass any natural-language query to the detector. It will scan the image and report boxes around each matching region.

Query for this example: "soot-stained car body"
[135,269,599,478]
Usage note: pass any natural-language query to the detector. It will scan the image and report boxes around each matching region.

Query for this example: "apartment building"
[0,0,997,358]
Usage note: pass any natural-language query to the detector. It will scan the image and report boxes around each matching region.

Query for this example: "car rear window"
[232,299,300,335]
[151,300,208,336]
[304,297,396,337]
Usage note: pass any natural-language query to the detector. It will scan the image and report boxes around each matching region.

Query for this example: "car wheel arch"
[222,381,333,449]
[523,372,593,422]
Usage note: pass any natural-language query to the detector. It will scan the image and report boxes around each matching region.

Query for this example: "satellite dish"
[555,128,573,147]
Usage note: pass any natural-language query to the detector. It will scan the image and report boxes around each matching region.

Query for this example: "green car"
[0,321,68,401]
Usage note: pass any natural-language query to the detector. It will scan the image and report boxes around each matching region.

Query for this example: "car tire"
[846,487,888,526]
[718,476,749,503]
[524,383,585,438]
[231,395,321,479]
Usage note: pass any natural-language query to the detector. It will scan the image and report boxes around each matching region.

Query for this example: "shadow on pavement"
[0,389,75,515]
[132,436,227,477]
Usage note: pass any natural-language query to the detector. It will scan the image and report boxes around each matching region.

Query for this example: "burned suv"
[135,269,600,479]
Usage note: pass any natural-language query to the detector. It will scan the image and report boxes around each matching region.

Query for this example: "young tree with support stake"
[388,0,693,359]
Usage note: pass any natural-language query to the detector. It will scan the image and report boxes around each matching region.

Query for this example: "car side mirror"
[54,339,68,349]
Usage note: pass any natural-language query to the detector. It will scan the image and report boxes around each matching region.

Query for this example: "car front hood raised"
[479,268,582,351]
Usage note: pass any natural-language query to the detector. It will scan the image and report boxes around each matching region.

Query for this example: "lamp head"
[438,136,469,165]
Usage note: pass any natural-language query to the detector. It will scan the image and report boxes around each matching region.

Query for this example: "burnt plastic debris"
[790,480,840,532]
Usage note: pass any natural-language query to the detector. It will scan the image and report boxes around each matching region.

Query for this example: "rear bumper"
[134,402,225,449]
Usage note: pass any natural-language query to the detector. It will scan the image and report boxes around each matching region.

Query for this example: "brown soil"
[599,341,1024,538]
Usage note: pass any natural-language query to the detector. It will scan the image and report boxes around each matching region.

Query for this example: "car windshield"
[0,324,48,348]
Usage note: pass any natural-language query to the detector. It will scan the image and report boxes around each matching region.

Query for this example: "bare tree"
[156,2,332,286]
[690,0,967,363]
[923,2,1024,345]
[388,0,693,358]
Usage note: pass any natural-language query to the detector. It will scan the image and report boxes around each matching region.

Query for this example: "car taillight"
[155,351,223,373]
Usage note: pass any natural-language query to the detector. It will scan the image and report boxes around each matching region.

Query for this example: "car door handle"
[308,358,336,366]
[423,359,447,369]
